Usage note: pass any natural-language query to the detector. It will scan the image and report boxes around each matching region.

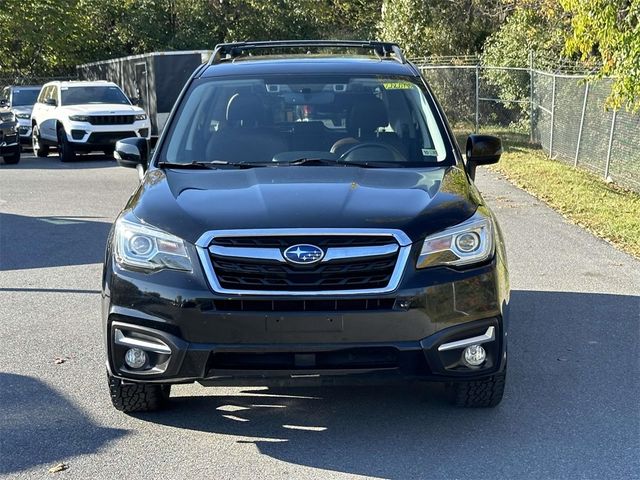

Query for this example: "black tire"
[57,126,76,162]
[107,372,171,413]
[2,146,20,164]
[450,371,506,408]
[32,125,50,158]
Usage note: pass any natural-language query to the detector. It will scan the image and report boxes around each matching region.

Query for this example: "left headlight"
[135,113,147,121]
[416,209,494,269]
[114,216,192,272]
[15,112,30,119]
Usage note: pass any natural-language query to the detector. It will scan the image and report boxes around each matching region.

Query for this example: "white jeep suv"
[31,80,151,162]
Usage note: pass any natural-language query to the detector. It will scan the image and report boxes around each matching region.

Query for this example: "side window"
[0,88,9,102]
[37,86,49,103]
[51,86,59,105]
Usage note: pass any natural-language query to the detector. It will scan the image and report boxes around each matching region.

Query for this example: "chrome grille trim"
[209,243,399,263]
[195,228,412,296]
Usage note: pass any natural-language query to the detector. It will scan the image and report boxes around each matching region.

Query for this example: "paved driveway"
[1,154,638,479]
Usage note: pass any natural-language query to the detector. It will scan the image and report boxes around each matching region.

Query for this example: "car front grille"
[202,232,409,294]
[1,133,17,144]
[88,115,135,125]
[211,255,397,291]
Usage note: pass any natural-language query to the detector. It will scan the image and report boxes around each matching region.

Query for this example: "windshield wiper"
[277,157,396,168]
[157,160,263,170]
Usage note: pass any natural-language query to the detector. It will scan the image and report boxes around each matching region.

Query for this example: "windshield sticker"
[422,148,438,156]
[382,81,415,90]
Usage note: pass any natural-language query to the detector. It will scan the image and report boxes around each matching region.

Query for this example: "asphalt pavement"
[1,153,639,479]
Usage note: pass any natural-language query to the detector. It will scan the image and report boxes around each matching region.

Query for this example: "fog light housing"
[124,348,147,369]
[463,344,486,366]
[70,129,86,140]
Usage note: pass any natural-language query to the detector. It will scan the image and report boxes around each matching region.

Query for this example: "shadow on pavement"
[0,213,112,270]
[139,290,640,479]
[0,373,127,475]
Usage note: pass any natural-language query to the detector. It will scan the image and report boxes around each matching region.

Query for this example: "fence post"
[529,51,534,143]
[475,64,480,133]
[574,82,589,167]
[549,74,557,158]
[605,109,617,180]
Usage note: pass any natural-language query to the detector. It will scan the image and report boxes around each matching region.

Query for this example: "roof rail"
[208,40,406,65]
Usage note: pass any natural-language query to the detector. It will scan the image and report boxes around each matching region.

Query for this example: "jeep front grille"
[88,115,135,125]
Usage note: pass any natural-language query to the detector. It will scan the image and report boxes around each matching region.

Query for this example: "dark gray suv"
[105,41,508,413]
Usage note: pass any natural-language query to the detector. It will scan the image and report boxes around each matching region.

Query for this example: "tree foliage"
[0,0,84,75]
[1,0,639,116]
[378,0,503,58]
[482,1,568,69]
[562,0,640,111]
[0,0,383,76]
[480,1,568,125]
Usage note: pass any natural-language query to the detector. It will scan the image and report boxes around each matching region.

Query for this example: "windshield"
[161,74,450,167]
[12,88,40,106]
[61,86,130,106]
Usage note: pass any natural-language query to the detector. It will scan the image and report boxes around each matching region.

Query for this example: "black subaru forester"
[105,41,508,412]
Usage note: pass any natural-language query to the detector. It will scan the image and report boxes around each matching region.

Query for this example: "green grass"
[481,134,640,258]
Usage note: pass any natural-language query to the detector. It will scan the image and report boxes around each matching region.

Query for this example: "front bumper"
[107,316,505,385]
[17,118,31,143]
[104,251,509,385]
[64,120,151,149]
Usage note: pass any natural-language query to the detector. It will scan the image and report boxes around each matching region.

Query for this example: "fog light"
[124,348,147,369]
[463,344,486,366]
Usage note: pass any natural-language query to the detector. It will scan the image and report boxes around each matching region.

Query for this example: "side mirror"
[129,96,141,106]
[114,137,149,170]
[0,99,8,107]
[44,98,57,107]
[465,134,502,180]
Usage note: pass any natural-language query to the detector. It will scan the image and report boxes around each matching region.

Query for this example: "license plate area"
[265,314,344,332]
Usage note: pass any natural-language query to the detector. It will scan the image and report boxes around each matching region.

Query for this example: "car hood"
[63,104,143,115]
[12,106,33,116]
[128,166,482,245]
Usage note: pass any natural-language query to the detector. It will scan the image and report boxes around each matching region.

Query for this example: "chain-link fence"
[416,61,640,193]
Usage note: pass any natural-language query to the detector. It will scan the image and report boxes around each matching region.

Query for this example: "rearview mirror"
[465,134,502,181]
[114,137,149,171]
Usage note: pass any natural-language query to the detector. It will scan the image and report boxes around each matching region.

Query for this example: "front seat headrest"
[226,93,265,126]
[347,97,389,137]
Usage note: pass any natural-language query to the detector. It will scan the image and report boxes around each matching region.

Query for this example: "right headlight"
[416,209,494,268]
[114,216,192,272]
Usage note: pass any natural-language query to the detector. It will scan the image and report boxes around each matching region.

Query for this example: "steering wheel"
[338,142,406,162]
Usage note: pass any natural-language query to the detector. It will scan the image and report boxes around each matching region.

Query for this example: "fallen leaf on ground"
[48,463,68,473]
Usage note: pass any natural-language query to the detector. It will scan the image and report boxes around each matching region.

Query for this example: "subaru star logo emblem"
[283,244,324,265]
